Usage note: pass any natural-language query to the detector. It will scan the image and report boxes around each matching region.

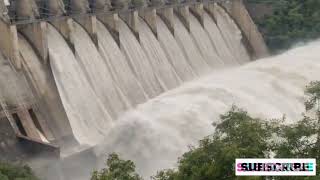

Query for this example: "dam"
[0,0,279,179]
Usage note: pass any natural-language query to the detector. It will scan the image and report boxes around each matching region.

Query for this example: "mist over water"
[95,41,320,177]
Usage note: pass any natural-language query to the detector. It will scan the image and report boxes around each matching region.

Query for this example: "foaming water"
[73,22,128,118]
[213,4,250,63]
[96,21,147,106]
[47,24,112,146]
[119,19,164,98]
[173,15,211,76]
[203,12,238,65]
[139,18,181,90]
[157,16,197,80]
[189,14,224,68]
[95,41,320,177]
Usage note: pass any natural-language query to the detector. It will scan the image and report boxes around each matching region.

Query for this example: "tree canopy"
[0,162,39,180]
[250,0,320,53]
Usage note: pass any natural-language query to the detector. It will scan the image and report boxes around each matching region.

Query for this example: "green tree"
[152,106,273,180]
[253,0,320,53]
[91,153,143,180]
[0,162,39,180]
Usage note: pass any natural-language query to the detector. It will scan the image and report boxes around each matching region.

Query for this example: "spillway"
[119,19,164,98]
[95,41,320,177]
[189,13,224,68]
[213,4,251,63]
[172,15,210,76]
[96,21,147,106]
[139,18,181,90]
[73,22,128,118]
[157,16,198,80]
[47,24,112,146]
[203,12,238,65]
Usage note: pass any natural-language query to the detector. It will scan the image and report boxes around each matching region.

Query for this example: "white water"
[119,19,164,98]
[213,4,251,63]
[96,21,148,106]
[95,41,320,177]
[73,22,128,118]
[157,16,198,80]
[189,14,224,68]
[139,18,181,90]
[173,15,211,76]
[47,24,112,146]
[203,12,238,65]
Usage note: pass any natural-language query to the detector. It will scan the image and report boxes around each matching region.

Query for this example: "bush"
[0,162,39,180]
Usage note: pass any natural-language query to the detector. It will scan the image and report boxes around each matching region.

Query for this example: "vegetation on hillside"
[0,162,39,180]
[248,0,320,53]
[93,81,320,180]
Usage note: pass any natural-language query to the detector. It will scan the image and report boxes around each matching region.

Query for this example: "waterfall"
[73,22,129,118]
[119,19,164,98]
[213,4,251,63]
[139,18,181,90]
[95,41,320,177]
[189,13,224,68]
[96,21,148,106]
[203,12,238,65]
[156,15,197,80]
[47,24,112,146]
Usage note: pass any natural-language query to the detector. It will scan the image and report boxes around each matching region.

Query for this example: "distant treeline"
[247,0,320,53]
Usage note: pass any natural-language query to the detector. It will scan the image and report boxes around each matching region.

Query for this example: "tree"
[0,162,39,180]
[252,0,320,53]
[152,106,273,180]
[91,153,143,180]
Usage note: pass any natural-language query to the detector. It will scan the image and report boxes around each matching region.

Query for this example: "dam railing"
[1,0,227,25]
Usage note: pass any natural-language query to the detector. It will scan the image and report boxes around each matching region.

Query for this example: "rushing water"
[189,13,224,68]
[203,12,238,66]
[95,41,320,177]
[173,15,210,76]
[96,20,147,106]
[119,19,164,98]
[213,4,251,63]
[47,23,112,146]
[157,15,198,80]
[139,18,181,90]
[73,22,128,118]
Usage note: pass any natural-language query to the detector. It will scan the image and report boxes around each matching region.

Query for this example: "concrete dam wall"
[0,0,269,179]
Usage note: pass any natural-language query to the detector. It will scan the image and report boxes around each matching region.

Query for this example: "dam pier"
[0,0,269,179]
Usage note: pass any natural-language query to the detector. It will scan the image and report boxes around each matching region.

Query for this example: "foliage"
[0,162,39,180]
[91,153,143,180]
[252,0,320,53]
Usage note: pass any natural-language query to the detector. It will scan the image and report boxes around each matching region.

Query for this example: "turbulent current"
[95,41,320,177]
[1,3,319,180]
